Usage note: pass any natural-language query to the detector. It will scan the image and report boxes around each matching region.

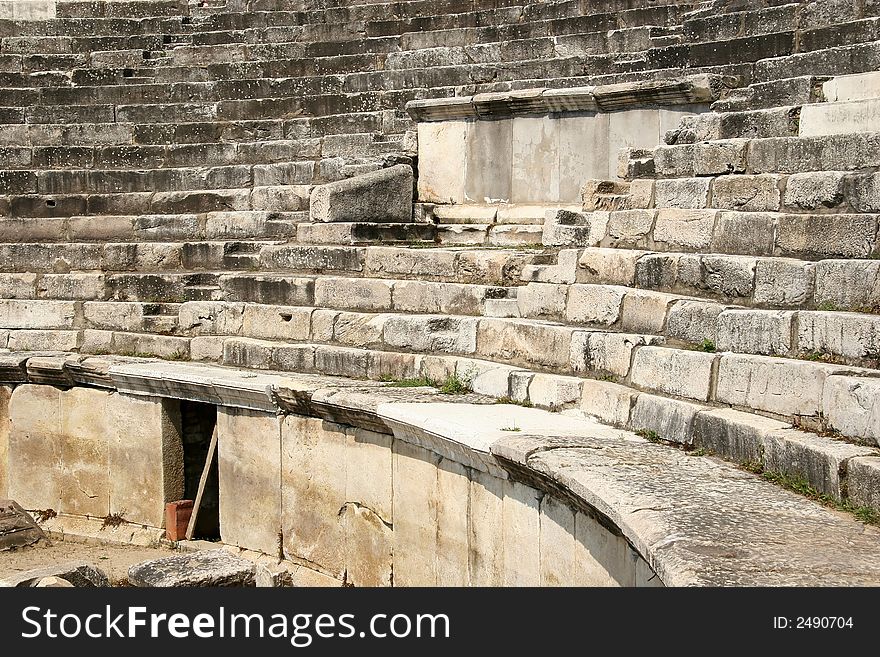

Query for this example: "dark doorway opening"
[180,400,220,540]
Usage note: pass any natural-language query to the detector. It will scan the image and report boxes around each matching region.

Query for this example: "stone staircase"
[2,0,880,584]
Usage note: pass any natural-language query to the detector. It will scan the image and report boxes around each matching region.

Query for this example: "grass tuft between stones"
[381,373,473,395]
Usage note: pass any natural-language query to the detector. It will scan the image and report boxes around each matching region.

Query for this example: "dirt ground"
[0,537,177,585]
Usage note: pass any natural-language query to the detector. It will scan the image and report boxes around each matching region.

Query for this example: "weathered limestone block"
[8,329,82,352]
[343,427,393,587]
[502,479,542,586]
[630,394,704,444]
[823,376,880,446]
[364,246,455,279]
[653,178,711,209]
[716,354,839,418]
[665,299,725,345]
[564,284,625,326]
[576,248,645,285]
[677,254,756,300]
[59,387,111,518]
[570,331,655,378]
[693,139,748,175]
[108,393,183,527]
[129,549,256,587]
[417,121,468,203]
[604,210,655,248]
[313,345,368,378]
[754,258,815,306]
[849,172,880,213]
[332,312,387,347]
[0,498,44,552]
[573,511,632,586]
[7,384,63,511]
[242,304,312,342]
[218,408,281,556]
[620,289,676,334]
[796,311,880,361]
[653,208,717,251]
[178,301,244,336]
[383,314,478,355]
[436,459,471,586]
[631,347,716,401]
[314,276,393,312]
[692,407,786,464]
[476,318,572,369]
[813,260,880,310]
[517,283,568,319]
[0,386,10,498]
[711,211,776,256]
[468,469,505,586]
[281,415,346,577]
[711,175,781,212]
[775,214,878,259]
[539,494,577,586]
[2,562,109,588]
[717,309,794,356]
[578,379,638,427]
[392,440,440,586]
[783,171,846,210]
[0,299,76,329]
[847,457,880,509]
[761,428,875,499]
[525,373,583,409]
[310,164,413,223]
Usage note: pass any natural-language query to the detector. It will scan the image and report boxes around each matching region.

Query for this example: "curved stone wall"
[1,377,659,586]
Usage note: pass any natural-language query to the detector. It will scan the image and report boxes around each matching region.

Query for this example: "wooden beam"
[185,424,218,541]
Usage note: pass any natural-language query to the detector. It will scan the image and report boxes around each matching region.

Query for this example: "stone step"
[523,245,880,313]
[13,312,878,446]
[711,75,828,113]
[0,139,339,170]
[0,211,301,242]
[1,161,319,194]
[583,172,880,216]
[648,132,880,178]
[753,39,880,85]
[513,279,880,368]
[664,106,800,144]
[543,207,880,261]
[9,266,880,370]
[0,243,539,285]
[1,184,310,217]
[0,112,404,147]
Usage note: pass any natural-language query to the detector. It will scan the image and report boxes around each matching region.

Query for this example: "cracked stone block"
[129,549,256,587]
[823,376,880,447]
[2,562,109,588]
[0,499,45,552]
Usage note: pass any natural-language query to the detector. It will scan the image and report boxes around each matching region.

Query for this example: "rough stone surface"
[311,165,413,223]
[128,549,256,587]
[0,499,45,551]
[1,561,109,588]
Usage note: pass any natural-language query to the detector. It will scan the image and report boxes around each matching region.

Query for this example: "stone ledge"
[4,354,880,585]
[406,75,727,122]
